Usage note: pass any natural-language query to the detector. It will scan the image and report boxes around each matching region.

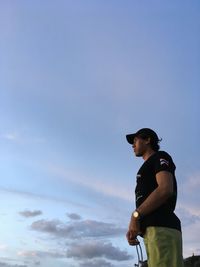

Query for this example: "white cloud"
[17,250,65,259]
[0,131,45,144]
[2,133,18,141]
[0,244,7,250]
[17,251,37,257]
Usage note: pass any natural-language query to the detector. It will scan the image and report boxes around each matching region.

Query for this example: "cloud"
[176,207,200,227]
[1,133,18,141]
[0,187,87,209]
[182,172,200,191]
[66,240,132,261]
[36,251,65,259]
[31,219,125,239]
[79,259,114,267]
[0,244,7,250]
[67,213,82,220]
[17,251,37,257]
[19,210,43,218]
[0,263,27,267]
[48,165,133,202]
[17,250,65,259]
[0,131,45,144]
[16,243,132,264]
[175,206,200,257]
[182,220,200,257]
[0,257,28,267]
[177,172,200,219]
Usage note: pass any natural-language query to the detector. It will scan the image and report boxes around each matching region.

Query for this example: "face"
[132,136,149,157]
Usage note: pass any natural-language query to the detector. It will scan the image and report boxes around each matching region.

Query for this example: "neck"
[142,149,156,161]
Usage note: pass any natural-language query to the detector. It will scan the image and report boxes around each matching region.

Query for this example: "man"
[126,128,184,267]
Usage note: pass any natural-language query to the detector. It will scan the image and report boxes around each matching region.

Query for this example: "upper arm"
[154,152,175,195]
[156,171,174,195]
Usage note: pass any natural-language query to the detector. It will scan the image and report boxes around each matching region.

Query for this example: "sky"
[0,0,200,266]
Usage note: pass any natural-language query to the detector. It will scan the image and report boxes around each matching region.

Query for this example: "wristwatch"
[132,210,141,219]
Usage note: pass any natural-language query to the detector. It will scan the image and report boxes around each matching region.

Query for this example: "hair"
[150,138,162,151]
[138,134,162,152]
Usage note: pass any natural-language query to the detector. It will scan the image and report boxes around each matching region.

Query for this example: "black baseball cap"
[126,128,159,145]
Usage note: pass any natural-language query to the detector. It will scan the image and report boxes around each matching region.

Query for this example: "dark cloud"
[30,217,133,264]
[35,251,65,259]
[31,219,125,239]
[79,259,114,267]
[66,240,132,261]
[67,213,82,220]
[19,210,42,218]
[0,262,27,267]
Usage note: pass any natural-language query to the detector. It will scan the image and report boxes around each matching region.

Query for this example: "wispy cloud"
[17,251,37,257]
[48,165,133,202]
[176,207,200,227]
[178,172,200,216]
[181,172,200,191]
[0,187,87,208]
[0,131,45,144]
[1,133,18,141]
[17,250,65,259]
[19,210,43,218]
[0,244,7,250]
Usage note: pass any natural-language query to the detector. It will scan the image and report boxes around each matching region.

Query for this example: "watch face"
[133,211,139,218]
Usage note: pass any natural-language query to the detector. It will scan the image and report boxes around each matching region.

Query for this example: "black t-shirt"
[135,151,181,232]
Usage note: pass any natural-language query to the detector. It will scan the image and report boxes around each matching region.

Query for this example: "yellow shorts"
[143,226,184,267]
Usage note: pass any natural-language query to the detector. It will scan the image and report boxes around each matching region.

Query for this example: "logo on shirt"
[136,195,143,202]
[160,158,169,166]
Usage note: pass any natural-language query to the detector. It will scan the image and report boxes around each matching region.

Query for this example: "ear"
[144,137,151,145]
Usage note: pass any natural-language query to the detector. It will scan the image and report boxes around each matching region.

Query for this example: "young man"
[126,128,184,267]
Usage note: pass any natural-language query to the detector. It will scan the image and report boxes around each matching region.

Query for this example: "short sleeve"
[154,151,175,174]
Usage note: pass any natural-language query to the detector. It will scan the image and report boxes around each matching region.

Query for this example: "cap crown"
[126,128,159,145]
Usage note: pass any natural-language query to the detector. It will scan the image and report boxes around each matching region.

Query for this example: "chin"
[135,152,143,157]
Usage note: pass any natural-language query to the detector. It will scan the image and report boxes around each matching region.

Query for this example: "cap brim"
[126,134,136,144]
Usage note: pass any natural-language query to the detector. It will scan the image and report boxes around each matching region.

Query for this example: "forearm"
[137,187,172,217]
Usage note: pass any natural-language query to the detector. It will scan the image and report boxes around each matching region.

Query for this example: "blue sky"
[0,1,200,266]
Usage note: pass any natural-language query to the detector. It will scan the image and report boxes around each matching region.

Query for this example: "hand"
[126,215,140,246]
[126,233,139,246]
